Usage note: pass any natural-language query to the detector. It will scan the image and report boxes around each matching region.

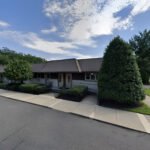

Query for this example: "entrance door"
[65,73,72,88]
[58,73,64,88]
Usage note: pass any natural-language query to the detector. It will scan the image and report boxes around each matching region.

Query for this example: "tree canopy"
[0,47,46,65]
[129,29,150,84]
[4,60,33,83]
[98,37,145,105]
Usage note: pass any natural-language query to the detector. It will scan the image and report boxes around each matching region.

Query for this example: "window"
[85,73,90,80]
[85,73,97,81]
[51,73,58,79]
[33,73,38,78]
[37,73,41,78]
[72,73,85,80]
[91,73,96,80]
[40,73,44,79]
[33,73,45,78]
[47,73,51,78]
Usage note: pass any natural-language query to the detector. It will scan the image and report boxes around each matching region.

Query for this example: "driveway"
[0,96,150,150]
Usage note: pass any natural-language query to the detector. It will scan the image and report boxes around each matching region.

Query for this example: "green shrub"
[0,82,50,94]
[0,83,7,89]
[4,60,32,83]
[6,83,21,91]
[98,37,145,105]
[19,83,50,94]
[59,85,88,101]
[0,83,20,90]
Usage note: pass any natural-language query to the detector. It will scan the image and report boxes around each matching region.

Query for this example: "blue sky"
[0,0,150,60]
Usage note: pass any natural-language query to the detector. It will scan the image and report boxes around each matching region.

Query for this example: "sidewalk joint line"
[137,113,150,133]
[49,101,62,107]
[89,112,95,119]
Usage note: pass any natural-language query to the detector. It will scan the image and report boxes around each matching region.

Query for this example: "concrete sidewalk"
[144,85,150,89]
[0,89,150,134]
[145,96,150,107]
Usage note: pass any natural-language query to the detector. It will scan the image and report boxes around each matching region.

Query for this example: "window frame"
[85,72,97,81]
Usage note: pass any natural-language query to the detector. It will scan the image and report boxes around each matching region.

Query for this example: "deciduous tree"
[130,30,150,84]
[5,60,32,83]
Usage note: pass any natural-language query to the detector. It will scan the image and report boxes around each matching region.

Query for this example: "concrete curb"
[69,112,150,135]
[0,95,51,109]
[0,95,150,134]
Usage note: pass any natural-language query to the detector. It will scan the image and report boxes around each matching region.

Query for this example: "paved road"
[0,97,150,150]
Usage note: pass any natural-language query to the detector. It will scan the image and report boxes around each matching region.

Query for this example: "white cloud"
[131,0,150,15]
[43,0,150,46]
[0,30,91,58]
[0,20,10,27]
[0,1,150,60]
[41,26,57,34]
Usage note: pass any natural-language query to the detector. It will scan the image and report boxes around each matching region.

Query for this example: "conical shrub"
[98,37,145,105]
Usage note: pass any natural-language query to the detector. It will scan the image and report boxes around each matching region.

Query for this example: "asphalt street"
[0,96,150,150]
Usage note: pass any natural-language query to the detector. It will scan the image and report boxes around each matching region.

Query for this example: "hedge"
[0,83,50,94]
[58,85,88,102]
[7,83,21,91]
[0,83,7,89]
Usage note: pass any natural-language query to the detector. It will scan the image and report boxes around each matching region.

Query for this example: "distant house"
[0,58,102,93]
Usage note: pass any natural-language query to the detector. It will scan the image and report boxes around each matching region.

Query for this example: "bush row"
[58,85,88,102]
[0,83,50,94]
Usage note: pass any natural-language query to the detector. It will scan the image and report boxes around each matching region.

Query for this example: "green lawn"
[145,88,150,96]
[124,103,150,115]
[102,99,150,115]
[124,88,150,115]
[100,88,150,115]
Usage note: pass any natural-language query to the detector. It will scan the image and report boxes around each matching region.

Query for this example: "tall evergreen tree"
[98,37,145,105]
[129,29,150,84]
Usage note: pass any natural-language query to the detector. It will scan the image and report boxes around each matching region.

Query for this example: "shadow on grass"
[99,99,150,115]
[99,99,142,108]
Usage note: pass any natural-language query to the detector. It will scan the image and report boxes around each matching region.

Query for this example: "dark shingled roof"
[78,58,102,72]
[32,58,102,73]
[42,59,79,73]
[32,63,46,73]
[0,58,103,73]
